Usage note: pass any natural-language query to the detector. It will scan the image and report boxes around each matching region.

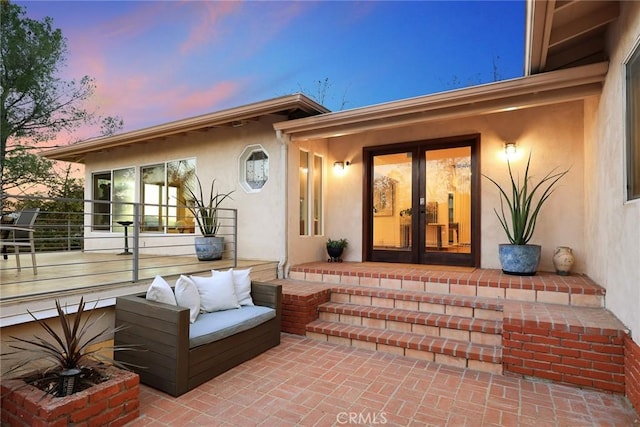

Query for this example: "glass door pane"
[423,147,471,257]
[372,152,413,252]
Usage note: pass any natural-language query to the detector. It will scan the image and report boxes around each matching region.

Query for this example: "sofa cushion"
[188,305,276,348]
[231,268,254,306]
[192,270,240,313]
[175,275,200,323]
[146,275,177,306]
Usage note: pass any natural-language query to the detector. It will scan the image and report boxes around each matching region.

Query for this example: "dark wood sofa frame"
[114,281,282,397]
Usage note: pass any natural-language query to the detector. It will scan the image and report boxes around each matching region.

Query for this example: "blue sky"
[19,0,525,138]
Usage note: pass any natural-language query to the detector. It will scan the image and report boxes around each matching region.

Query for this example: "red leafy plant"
[1,297,137,397]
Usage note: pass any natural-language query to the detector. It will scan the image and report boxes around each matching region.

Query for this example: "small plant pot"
[58,368,82,396]
[327,246,344,263]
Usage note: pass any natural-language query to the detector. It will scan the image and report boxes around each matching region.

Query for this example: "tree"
[1,145,54,194]
[0,1,122,197]
[298,77,349,111]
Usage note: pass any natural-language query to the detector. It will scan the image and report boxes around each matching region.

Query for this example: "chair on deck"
[0,208,40,274]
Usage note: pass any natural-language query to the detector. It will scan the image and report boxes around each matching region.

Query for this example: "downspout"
[276,129,290,278]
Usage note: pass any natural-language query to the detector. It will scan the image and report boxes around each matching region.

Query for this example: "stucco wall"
[296,101,585,273]
[585,1,640,340]
[83,117,286,262]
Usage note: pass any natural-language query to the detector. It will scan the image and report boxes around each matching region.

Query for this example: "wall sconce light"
[333,161,350,171]
[504,142,517,155]
[504,142,517,158]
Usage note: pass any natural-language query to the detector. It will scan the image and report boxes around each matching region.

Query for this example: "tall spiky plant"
[483,153,569,245]
[2,298,136,396]
[184,176,234,236]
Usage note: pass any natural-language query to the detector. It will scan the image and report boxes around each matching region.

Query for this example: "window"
[626,42,640,200]
[91,160,195,233]
[299,150,324,236]
[239,145,269,193]
[313,154,323,235]
[141,159,195,233]
[141,164,165,232]
[299,150,309,235]
[91,168,135,231]
[92,172,111,230]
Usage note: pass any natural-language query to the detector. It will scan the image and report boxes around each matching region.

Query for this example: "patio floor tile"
[128,334,639,426]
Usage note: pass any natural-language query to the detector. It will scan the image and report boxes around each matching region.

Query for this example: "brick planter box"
[1,367,139,427]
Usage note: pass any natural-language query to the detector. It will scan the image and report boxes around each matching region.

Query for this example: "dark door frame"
[363,134,481,267]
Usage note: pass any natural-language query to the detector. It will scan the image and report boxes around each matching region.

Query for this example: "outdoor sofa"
[114,280,282,397]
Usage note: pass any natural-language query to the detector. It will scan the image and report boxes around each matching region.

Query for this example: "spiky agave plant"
[483,153,569,245]
[184,176,234,236]
[2,297,135,397]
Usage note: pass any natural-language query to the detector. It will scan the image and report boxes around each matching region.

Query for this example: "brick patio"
[131,334,638,426]
[128,262,639,425]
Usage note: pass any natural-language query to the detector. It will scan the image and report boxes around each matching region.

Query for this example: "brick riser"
[625,335,640,414]
[503,318,627,393]
[306,286,504,375]
[282,288,331,335]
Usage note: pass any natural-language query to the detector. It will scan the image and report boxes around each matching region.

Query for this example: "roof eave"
[274,61,607,141]
[42,93,329,163]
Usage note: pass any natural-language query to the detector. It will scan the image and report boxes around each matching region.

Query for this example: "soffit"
[274,61,608,142]
[526,0,619,74]
[41,94,329,163]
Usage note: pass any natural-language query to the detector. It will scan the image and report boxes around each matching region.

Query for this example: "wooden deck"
[0,251,278,326]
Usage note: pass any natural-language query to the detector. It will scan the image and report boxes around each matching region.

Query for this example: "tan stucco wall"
[585,1,640,339]
[287,101,586,274]
[83,117,286,263]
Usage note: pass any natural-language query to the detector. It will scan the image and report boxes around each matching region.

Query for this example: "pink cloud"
[43,1,315,141]
[179,1,241,54]
[169,81,241,116]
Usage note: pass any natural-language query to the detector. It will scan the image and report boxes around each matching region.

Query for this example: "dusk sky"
[19,0,525,142]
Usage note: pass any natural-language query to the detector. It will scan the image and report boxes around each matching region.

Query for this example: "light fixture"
[333,161,350,171]
[504,142,517,157]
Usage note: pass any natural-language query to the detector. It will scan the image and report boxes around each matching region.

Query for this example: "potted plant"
[327,238,348,262]
[184,176,234,261]
[0,298,140,426]
[483,152,568,275]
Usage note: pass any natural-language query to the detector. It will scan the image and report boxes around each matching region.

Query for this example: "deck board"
[1,251,277,301]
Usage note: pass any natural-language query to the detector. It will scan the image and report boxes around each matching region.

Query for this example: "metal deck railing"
[1,194,238,298]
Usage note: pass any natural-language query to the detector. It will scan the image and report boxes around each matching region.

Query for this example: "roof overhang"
[525,0,619,74]
[274,61,608,142]
[42,93,329,163]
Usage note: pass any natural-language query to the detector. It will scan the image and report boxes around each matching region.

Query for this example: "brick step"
[329,284,504,321]
[306,319,502,375]
[289,263,606,307]
[318,302,502,346]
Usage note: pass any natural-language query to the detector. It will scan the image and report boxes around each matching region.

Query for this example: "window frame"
[625,39,640,201]
[239,144,269,193]
[139,158,196,234]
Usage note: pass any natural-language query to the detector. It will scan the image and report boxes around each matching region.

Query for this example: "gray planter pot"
[498,244,541,276]
[195,236,224,261]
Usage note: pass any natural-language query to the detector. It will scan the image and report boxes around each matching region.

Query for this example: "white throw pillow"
[231,268,254,306]
[146,275,177,306]
[191,270,240,312]
[175,275,201,323]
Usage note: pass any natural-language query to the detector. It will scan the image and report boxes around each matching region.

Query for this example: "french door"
[364,135,480,266]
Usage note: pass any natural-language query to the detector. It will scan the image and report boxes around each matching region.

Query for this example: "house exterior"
[43,0,639,410]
